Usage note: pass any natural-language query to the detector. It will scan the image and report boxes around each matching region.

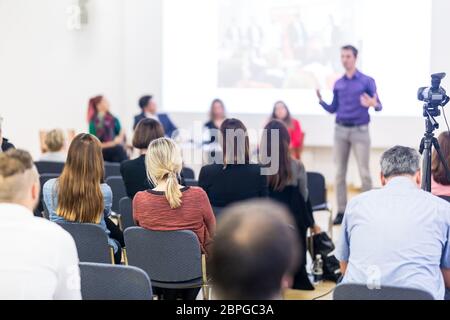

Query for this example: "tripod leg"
[432,138,450,182]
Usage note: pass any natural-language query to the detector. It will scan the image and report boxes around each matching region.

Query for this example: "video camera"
[418,72,450,117]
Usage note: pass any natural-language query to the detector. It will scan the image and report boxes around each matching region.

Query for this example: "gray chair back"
[104,162,121,178]
[185,179,199,187]
[333,284,434,300]
[57,223,112,264]
[124,227,202,287]
[79,262,152,300]
[119,197,135,231]
[106,176,127,214]
[35,161,65,175]
[212,206,223,217]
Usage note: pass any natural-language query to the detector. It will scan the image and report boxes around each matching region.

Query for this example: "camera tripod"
[419,110,450,192]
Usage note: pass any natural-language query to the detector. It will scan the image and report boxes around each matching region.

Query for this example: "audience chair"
[307,172,333,236]
[333,284,434,300]
[185,179,199,187]
[57,223,114,264]
[182,167,195,180]
[212,206,224,218]
[35,161,65,175]
[438,195,450,203]
[106,176,127,215]
[79,263,153,300]
[104,162,121,178]
[124,227,209,299]
[119,197,135,231]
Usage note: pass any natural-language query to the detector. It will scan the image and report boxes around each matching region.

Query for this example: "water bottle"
[312,254,324,283]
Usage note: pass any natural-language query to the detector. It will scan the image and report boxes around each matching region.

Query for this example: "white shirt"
[0,203,81,300]
[336,177,450,300]
[39,152,66,163]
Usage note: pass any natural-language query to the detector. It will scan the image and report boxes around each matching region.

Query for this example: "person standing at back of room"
[316,45,383,225]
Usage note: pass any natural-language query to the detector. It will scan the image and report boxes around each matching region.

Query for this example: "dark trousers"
[105,217,124,264]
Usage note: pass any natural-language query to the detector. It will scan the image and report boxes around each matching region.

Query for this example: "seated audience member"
[43,134,123,264]
[0,117,15,152]
[133,137,215,300]
[134,95,178,138]
[199,119,268,208]
[0,150,80,299]
[261,120,321,290]
[270,101,305,160]
[337,146,450,300]
[88,95,128,163]
[121,119,165,199]
[39,129,66,162]
[209,200,300,300]
[432,132,450,197]
[204,99,226,145]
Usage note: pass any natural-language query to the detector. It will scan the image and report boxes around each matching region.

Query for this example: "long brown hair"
[271,101,293,127]
[57,134,105,223]
[220,119,250,167]
[261,120,293,191]
[432,131,450,185]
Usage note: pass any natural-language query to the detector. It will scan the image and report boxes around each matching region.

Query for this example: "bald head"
[209,200,300,300]
[0,149,40,210]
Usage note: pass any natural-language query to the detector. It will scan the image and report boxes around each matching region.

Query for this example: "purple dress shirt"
[320,70,383,125]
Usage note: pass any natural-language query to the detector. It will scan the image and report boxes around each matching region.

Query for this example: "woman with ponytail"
[88,95,128,163]
[133,137,216,253]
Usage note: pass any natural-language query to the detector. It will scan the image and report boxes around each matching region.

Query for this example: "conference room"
[1,0,450,307]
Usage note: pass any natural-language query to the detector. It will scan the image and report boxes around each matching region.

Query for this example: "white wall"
[0,0,162,157]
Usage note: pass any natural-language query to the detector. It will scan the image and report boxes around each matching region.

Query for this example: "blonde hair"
[57,134,105,223]
[0,150,38,203]
[146,138,183,209]
[45,129,65,152]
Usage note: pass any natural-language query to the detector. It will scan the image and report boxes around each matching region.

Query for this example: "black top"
[120,155,187,199]
[1,138,15,152]
[120,155,154,199]
[198,163,268,208]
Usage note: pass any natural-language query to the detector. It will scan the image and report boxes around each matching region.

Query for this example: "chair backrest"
[79,263,152,300]
[35,161,65,175]
[439,195,450,203]
[119,197,135,231]
[185,179,199,187]
[333,284,434,300]
[104,162,121,179]
[182,167,195,180]
[106,176,127,214]
[124,227,202,283]
[307,172,327,207]
[57,223,112,264]
[212,206,224,218]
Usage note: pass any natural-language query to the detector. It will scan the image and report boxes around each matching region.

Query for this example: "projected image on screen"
[218,0,360,90]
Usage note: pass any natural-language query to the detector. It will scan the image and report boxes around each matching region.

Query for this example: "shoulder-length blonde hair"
[146,138,183,209]
[57,133,105,223]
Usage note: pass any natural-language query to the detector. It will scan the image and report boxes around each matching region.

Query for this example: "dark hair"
[87,95,104,122]
[132,118,165,150]
[209,200,300,300]
[271,101,292,126]
[220,118,250,166]
[341,45,358,58]
[139,95,153,110]
[432,132,450,185]
[261,120,293,191]
[209,99,226,122]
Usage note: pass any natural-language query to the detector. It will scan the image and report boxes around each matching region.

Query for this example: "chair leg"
[123,248,128,265]
[201,254,210,300]
[110,247,115,265]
